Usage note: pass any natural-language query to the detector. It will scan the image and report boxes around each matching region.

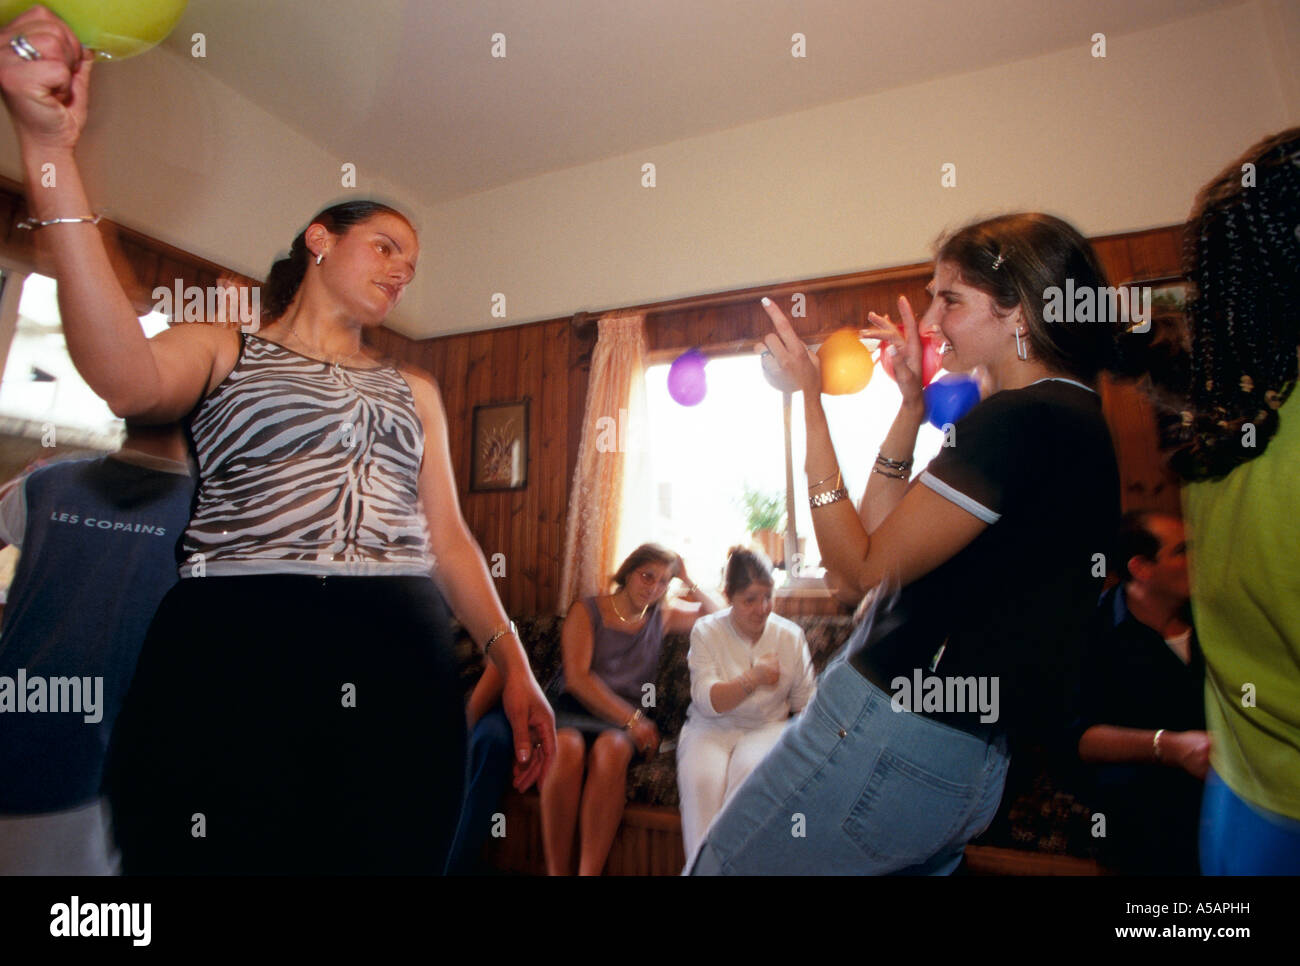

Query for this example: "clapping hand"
[751,653,781,688]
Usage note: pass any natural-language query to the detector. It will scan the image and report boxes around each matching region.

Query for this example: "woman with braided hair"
[1172,127,1300,874]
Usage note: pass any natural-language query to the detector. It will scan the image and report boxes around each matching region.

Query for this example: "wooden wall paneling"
[1100,375,1182,516]
[462,329,498,587]
[0,191,29,262]
[489,325,520,605]
[542,321,570,613]
[1126,226,1184,280]
[1092,236,1135,286]
[513,322,542,612]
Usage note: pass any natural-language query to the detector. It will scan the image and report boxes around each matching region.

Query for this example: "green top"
[1184,390,1300,820]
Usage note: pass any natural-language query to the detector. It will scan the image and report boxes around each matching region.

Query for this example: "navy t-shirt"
[850,379,1120,742]
[0,453,195,813]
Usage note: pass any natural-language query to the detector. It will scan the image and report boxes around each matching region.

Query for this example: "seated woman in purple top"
[540,543,719,875]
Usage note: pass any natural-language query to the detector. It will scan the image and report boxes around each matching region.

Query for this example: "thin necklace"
[609,590,648,623]
[285,319,369,371]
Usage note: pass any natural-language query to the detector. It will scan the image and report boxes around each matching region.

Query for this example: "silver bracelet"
[482,620,517,657]
[809,487,849,509]
[16,213,103,231]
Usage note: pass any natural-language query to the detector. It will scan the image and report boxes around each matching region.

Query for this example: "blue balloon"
[668,349,708,406]
[923,373,981,429]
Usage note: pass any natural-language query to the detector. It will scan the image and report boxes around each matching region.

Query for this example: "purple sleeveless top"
[559,597,665,705]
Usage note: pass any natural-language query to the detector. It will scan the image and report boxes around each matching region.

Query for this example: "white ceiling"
[165,0,1237,208]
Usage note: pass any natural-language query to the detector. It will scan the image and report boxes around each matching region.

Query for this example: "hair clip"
[990,251,1006,271]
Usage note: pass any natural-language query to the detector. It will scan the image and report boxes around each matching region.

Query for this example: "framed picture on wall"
[471,398,529,491]
[1122,274,1193,452]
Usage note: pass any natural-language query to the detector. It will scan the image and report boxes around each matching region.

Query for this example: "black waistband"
[849,648,1003,743]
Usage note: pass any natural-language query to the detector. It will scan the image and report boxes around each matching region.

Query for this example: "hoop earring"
[315,252,324,265]
[1015,329,1028,361]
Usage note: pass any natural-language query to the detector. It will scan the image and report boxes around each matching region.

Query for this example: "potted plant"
[741,486,786,566]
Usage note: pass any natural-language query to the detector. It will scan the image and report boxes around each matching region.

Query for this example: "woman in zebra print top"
[0,9,556,873]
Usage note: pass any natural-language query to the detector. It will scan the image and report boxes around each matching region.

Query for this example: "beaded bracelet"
[875,453,912,473]
[872,465,908,480]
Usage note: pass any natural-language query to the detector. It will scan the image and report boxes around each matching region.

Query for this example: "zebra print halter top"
[181,334,436,577]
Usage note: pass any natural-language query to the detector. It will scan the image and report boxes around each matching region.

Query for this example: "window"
[0,270,170,603]
[644,343,946,594]
[0,271,169,452]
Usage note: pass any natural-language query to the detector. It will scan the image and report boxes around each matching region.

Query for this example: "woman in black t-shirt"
[690,213,1133,875]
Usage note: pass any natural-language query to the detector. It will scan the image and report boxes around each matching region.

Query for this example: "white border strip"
[919,470,1000,523]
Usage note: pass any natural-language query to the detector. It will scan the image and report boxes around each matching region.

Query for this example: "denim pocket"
[842,748,975,867]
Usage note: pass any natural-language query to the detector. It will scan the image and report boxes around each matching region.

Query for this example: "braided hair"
[1171,127,1300,480]
[262,200,413,321]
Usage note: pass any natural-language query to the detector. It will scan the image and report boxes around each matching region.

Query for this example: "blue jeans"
[1200,770,1300,875]
[444,707,515,875]
[689,651,1010,875]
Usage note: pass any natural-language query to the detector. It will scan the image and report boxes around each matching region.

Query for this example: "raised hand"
[759,296,820,397]
[0,7,93,151]
[864,295,926,412]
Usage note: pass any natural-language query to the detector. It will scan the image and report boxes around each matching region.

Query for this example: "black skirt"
[105,574,466,875]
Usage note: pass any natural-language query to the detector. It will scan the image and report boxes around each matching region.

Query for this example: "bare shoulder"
[149,322,244,397]
[396,362,441,408]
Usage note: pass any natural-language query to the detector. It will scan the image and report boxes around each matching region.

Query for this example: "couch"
[452,613,1106,875]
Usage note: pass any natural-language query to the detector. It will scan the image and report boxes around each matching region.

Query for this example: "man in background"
[1075,511,1209,875]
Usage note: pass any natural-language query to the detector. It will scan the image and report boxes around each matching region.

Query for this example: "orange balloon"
[817,328,874,395]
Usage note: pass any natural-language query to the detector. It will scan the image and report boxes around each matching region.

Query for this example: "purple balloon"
[668,349,708,406]
[923,373,981,429]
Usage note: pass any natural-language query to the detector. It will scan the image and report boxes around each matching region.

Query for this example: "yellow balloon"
[817,328,874,395]
[0,1,189,61]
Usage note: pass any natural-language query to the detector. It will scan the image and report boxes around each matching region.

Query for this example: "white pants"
[676,719,789,867]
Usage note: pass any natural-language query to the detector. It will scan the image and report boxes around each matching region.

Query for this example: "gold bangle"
[808,469,842,492]
[623,708,643,730]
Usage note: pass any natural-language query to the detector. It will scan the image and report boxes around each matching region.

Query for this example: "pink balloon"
[879,332,943,387]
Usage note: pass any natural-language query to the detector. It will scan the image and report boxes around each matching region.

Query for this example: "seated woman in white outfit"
[676,547,816,865]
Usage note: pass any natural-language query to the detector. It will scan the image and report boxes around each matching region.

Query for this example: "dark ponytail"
[262,200,413,321]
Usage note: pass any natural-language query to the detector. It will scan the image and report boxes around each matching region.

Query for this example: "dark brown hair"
[723,545,773,599]
[935,213,1133,383]
[262,200,414,321]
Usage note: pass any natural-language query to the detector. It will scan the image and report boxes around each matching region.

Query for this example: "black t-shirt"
[849,379,1121,743]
